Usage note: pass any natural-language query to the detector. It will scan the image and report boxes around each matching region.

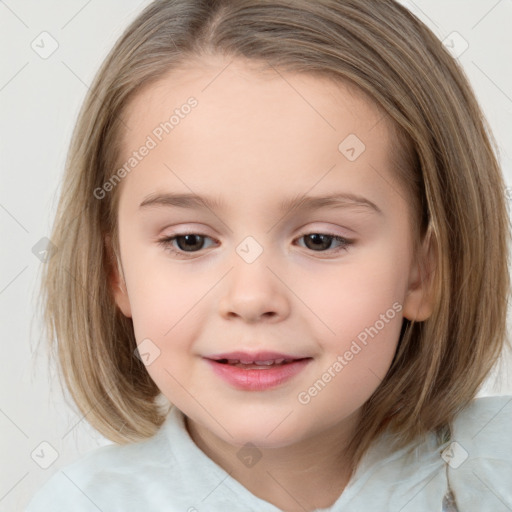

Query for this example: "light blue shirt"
[26,395,512,511]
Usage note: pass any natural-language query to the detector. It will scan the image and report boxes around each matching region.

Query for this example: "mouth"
[206,349,312,368]
[204,352,313,391]
[211,357,309,369]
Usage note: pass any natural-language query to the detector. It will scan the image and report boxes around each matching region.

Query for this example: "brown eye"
[157,233,216,256]
[297,233,353,253]
[173,234,207,252]
[157,231,353,258]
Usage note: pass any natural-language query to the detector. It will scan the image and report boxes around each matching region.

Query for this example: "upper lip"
[206,351,311,363]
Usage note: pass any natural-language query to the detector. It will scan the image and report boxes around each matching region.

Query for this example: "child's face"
[111,56,432,448]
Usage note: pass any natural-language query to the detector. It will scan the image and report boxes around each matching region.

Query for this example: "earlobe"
[105,234,132,318]
[402,226,437,322]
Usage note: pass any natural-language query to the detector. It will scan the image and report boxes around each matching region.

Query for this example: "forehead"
[121,56,387,140]
[115,57,401,211]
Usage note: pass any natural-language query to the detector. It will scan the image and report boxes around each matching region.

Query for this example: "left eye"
[157,232,353,257]
[296,233,353,253]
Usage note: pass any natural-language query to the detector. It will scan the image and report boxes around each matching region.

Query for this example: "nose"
[217,257,291,324]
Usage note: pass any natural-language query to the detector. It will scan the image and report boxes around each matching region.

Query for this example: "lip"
[206,351,307,362]
[204,357,312,391]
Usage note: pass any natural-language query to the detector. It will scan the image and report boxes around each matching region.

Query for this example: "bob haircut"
[37,0,511,478]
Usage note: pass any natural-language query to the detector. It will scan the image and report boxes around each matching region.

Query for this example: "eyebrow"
[139,192,383,215]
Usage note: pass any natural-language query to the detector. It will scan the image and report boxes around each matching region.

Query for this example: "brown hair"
[36,0,511,481]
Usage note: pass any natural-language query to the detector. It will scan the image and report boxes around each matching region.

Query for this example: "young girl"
[28,0,512,510]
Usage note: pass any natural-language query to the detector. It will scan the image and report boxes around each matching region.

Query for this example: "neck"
[185,411,360,512]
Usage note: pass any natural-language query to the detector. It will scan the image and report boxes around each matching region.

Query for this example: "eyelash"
[156,231,354,258]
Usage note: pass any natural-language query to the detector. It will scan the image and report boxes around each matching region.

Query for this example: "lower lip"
[205,358,311,391]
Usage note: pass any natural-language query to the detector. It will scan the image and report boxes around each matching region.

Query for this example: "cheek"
[306,245,407,341]
[123,255,209,403]
[298,241,407,397]
[314,281,403,387]
[297,271,404,423]
[128,274,202,343]
[119,241,198,340]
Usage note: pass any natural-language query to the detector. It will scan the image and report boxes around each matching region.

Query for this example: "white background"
[1,1,511,510]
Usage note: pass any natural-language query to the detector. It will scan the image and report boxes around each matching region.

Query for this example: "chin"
[211,412,306,449]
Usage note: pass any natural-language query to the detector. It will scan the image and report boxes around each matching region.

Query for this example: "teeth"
[222,358,293,366]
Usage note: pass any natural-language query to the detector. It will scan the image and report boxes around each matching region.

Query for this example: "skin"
[110,55,434,511]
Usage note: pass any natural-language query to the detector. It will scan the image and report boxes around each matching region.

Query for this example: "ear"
[402,225,437,322]
[105,234,132,318]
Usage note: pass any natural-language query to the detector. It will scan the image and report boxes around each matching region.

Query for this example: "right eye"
[157,233,217,257]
